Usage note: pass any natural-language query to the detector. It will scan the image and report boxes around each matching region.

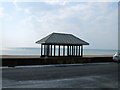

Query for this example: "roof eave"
[35,41,46,44]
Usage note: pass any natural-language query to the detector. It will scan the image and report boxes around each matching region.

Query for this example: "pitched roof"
[36,33,89,45]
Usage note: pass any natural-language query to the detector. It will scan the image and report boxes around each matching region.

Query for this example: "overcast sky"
[0,0,118,50]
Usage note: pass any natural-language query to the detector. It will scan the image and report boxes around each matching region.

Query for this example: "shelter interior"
[41,44,83,57]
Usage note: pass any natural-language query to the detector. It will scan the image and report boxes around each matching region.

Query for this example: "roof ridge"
[52,32,72,35]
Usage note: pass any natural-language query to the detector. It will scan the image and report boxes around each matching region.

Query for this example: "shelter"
[36,33,89,57]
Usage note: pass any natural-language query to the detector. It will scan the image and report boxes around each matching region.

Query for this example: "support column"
[76,46,78,56]
[41,44,43,56]
[72,46,74,56]
[79,46,80,56]
[73,46,75,56]
[81,45,83,57]
[54,45,55,56]
[68,45,69,56]
[69,46,71,56]
[72,46,73,56]
[51,45,52,56]
[63,45,65,56]
[47,45,49,57]
[67,45,69,56]
[59,45,60,56]
[44,45,45,56]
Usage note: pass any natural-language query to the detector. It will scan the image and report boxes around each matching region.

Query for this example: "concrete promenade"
[2,62,119,88]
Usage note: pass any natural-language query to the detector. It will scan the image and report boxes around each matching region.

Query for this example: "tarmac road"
[2,62,119,88]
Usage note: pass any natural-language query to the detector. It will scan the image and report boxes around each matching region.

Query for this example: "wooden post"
[76,46,78,56]
[47,45,49,57]
[59,45,60,56]
[70,46,72,56]
[44,45,45,56]
[51,45,52,56]
[81,45,83,57]
[79,46,80,56]
[73,46,74,56]
[74,46,76,56]
[41,44,43,56]
[54,45,55,56]
[67,45,69,56]
[73,46,75,56]
[63,45,65,56]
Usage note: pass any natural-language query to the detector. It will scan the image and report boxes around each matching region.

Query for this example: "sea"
[0,48,118,56]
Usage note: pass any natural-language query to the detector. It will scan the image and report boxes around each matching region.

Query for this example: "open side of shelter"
[36,33,89,57]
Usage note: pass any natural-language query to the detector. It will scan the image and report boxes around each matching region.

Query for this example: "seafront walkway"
[2,62,118,88]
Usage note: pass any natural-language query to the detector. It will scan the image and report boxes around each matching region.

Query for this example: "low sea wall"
[1,56,113,67]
